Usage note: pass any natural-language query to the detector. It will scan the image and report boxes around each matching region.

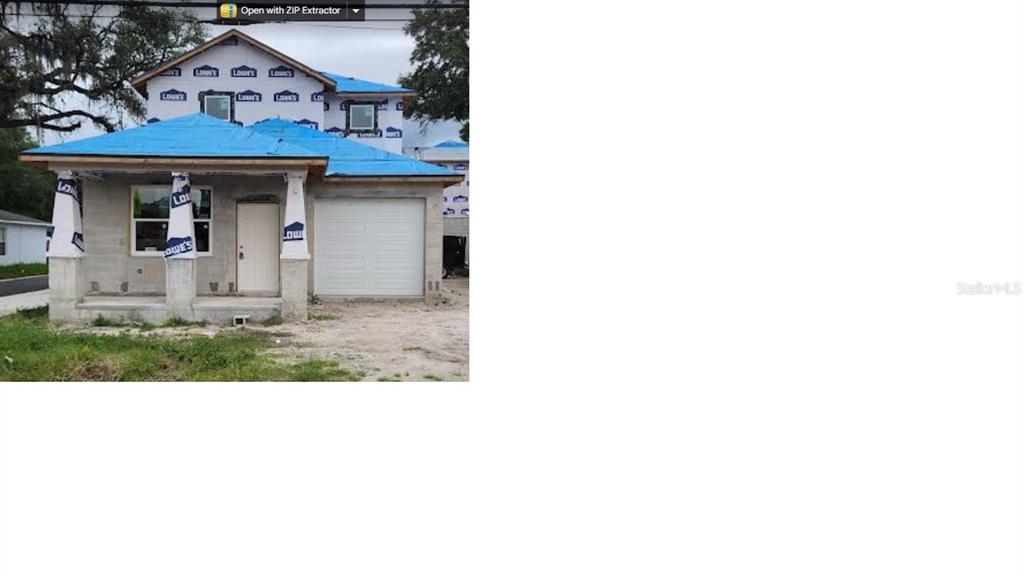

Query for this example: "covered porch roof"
[19,114,462,185]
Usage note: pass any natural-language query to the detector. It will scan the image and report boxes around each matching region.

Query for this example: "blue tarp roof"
[24,113,455,178]
[248,118,454,177]
[320,71,413,94]
[434,140,469,148]
[24,114,320,158]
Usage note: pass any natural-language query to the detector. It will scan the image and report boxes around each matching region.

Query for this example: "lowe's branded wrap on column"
[47,170,85,257]
[164,172,196,259]
[281,173,309,259]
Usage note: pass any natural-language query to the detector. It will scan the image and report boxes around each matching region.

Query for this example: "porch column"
[164,172,196,320]
[47,171,85,322]
[280,172,309,322]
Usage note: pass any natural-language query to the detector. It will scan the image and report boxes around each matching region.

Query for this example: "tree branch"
[0,108,116,132]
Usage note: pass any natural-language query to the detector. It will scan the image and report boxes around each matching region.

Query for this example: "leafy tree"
[0,2,206,134]
[0,128,55,221]
[399,0,469,141]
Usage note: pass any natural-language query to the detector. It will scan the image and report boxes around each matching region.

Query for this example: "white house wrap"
[47,171,84,258]
[47,167,84,254]
[281,173,309,259]
[164,172,196,259]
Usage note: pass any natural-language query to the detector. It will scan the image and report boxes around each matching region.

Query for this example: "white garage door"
[314,198,424,296]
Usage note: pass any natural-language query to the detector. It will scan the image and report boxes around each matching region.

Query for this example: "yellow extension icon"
[219,3,237,18]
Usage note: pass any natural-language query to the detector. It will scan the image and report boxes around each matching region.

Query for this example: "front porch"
[43,166,313,326]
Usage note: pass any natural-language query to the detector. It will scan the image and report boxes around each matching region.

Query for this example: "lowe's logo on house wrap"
[231,65,257,78]
[170,188,191,209]
[71,231,85,252]
[160,89,186,101]
[56,178,79,202]
[283,222,305,242]
[325,126,344,135]
[274,90,299,102]
[160,67,181,77]
[164,236,193,257]
[385,126,402,138]
[235,90,262,102]
[453,163,468,171]
[297,119,318,130]
[311,92,325,102]
[268,65,294,78]
[375,101,388,111]
[453,194,468,203]
[396,101,404,111]
[193,65,219,77]
[357,129,382,138]
[444,208,455,216]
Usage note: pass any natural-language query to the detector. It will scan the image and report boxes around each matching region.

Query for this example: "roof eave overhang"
[19,153,329,174]
[322,174,463,186]
[130,29,338,95]
[0,219,50,228]
[336,91,416,98]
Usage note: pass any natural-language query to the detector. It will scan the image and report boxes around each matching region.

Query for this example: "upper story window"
[348,103,376,131]
[200,92,234,122]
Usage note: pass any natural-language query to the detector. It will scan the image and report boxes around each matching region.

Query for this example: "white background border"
[3,1,1024,574]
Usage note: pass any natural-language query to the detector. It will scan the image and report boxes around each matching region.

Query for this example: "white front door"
[314,198,425,296]
[237,203,280,294]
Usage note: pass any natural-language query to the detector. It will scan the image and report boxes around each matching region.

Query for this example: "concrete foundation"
[48,257,84,322]
[75,296,282,326]
[165,258,196,321]
[280,259,308,321]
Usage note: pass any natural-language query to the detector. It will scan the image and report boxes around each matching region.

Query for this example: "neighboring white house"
[0,209,49,266]
[408,140,470,266]
[133,29,414,154]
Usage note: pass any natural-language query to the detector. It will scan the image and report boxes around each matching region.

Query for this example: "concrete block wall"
[76,175,442,301]
[80,174,286,296]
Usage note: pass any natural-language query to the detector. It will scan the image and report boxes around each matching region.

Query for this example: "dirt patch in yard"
[264,278,469,381]
[70,278,469,381]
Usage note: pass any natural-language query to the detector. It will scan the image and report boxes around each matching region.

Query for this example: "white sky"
[35,6,463,148]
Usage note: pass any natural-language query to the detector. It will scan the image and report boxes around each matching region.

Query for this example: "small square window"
[203,94,233,121]
[348,104,375,131]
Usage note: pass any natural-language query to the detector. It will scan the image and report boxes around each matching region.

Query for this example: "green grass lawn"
[0,306,364,382]
[0,262,48,280]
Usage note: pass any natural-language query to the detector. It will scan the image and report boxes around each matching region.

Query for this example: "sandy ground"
[267,277,469,381]
[0,289,48,317]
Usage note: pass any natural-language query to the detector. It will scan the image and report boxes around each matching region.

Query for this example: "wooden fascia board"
[19,154,328,172]
[321,175,463,185]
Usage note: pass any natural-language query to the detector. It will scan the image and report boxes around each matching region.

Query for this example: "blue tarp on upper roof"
[23,114,321,158]
[23,114,455,178]
[249,118,455,177]
[319,71,413,94]
[434,140,469,148]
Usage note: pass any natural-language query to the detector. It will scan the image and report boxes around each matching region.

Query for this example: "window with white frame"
[0,226,5,256]
[131,185,212,255]
[201,93,233,122]
[348,103,376,131]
